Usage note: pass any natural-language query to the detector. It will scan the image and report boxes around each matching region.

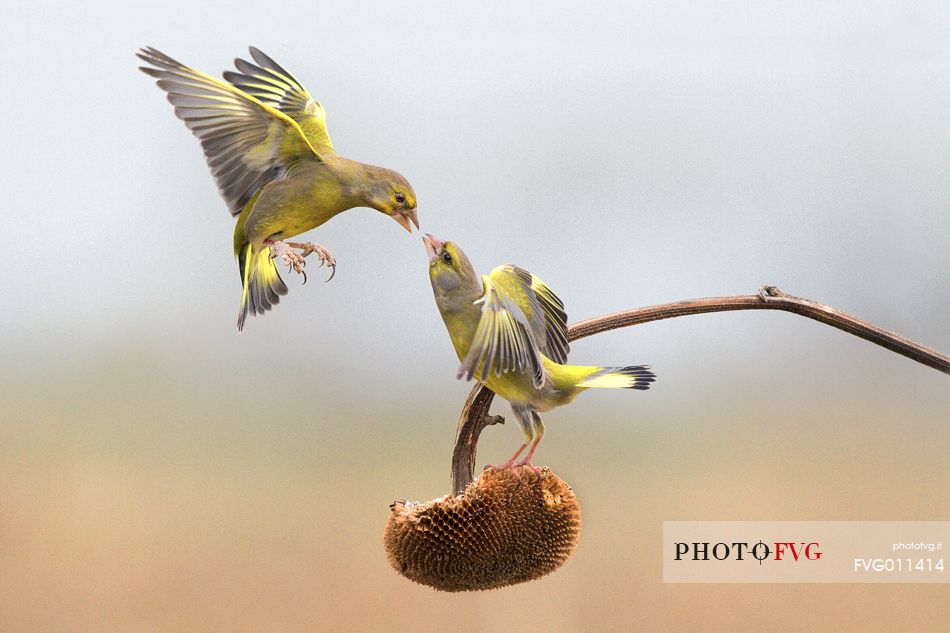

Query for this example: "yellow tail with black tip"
[576,365,656,390]
[236,242,288,331]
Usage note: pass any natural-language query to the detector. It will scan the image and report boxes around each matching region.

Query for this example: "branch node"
[483,414,505,428]
[758,285,790,301]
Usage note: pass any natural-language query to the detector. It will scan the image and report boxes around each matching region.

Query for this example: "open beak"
[394,208,419,233]
[422,233,443,262]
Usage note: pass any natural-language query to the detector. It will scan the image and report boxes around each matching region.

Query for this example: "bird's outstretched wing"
[459,265,569,387]
[138,47,324,217]
[224,47,336,155]
[520,268,570,364]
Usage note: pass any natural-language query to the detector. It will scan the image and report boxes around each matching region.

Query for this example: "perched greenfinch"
[138,47,419,330]
[423,234,655,471]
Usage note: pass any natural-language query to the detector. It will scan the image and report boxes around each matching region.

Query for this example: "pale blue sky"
[2,0,947,408]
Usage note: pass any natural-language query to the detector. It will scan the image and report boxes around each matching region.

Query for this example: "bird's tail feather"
[577,365,656,390]
[237,242,288,331]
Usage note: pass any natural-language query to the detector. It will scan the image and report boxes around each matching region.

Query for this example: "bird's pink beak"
[422,233,443,262]
[394,208,419,233]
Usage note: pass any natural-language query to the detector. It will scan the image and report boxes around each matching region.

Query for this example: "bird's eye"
[395,193,406,204]
[441,251,453,264]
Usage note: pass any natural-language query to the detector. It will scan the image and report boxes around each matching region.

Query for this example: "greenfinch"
[423,234,655,471]
[138,47,419,330]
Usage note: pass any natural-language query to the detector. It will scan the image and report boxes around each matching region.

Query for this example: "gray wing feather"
[458,279,545,388]
[138,46,318,216]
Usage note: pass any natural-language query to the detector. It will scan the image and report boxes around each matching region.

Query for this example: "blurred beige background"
[1,1,948,631]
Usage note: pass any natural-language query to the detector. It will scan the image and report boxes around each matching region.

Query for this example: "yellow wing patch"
[529,273,569,363]
[224,47,336,155]
[487,265,570,364]
[138,47,323,217]
[459,275,545,388]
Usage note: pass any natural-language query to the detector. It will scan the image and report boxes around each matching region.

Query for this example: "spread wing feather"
[223,47,336,154]
[459,277,544,388]
[457,266,569,388]
[528,272,569,363]
[138,46,323,217]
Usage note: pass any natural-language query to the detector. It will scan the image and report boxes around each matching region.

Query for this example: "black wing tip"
[136,46,185,73]
[222,70,243,83]
[136,48,159,69]
[248,46,279,69]
[136,46,164,62]
[246,47,270,69]
[239,46,297,84]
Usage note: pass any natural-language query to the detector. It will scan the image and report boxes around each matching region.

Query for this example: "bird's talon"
[486,461,525,481]
[514,461,542,477]
[264,240,336,283]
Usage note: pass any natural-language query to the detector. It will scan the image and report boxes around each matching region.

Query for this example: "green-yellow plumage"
[138,46,419,330]
[423,234,655,469]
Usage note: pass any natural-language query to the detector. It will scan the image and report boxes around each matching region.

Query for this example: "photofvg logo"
[674,540,822,563]
[663,521,948,583]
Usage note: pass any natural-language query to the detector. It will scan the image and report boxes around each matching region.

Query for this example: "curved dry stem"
[451,285,949,495]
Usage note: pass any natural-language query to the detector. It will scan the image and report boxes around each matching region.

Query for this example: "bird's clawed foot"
[267,241,307,281]
[513,459,542,476]
[485,460,542,481]
[485,444,542,480]
[485,460,524,480]
[266,240,337,283]
[288,241,337,277]
[485,434,545,479]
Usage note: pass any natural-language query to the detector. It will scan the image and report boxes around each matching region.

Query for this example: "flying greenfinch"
[423,234,655,471]
[138,46,419,330]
